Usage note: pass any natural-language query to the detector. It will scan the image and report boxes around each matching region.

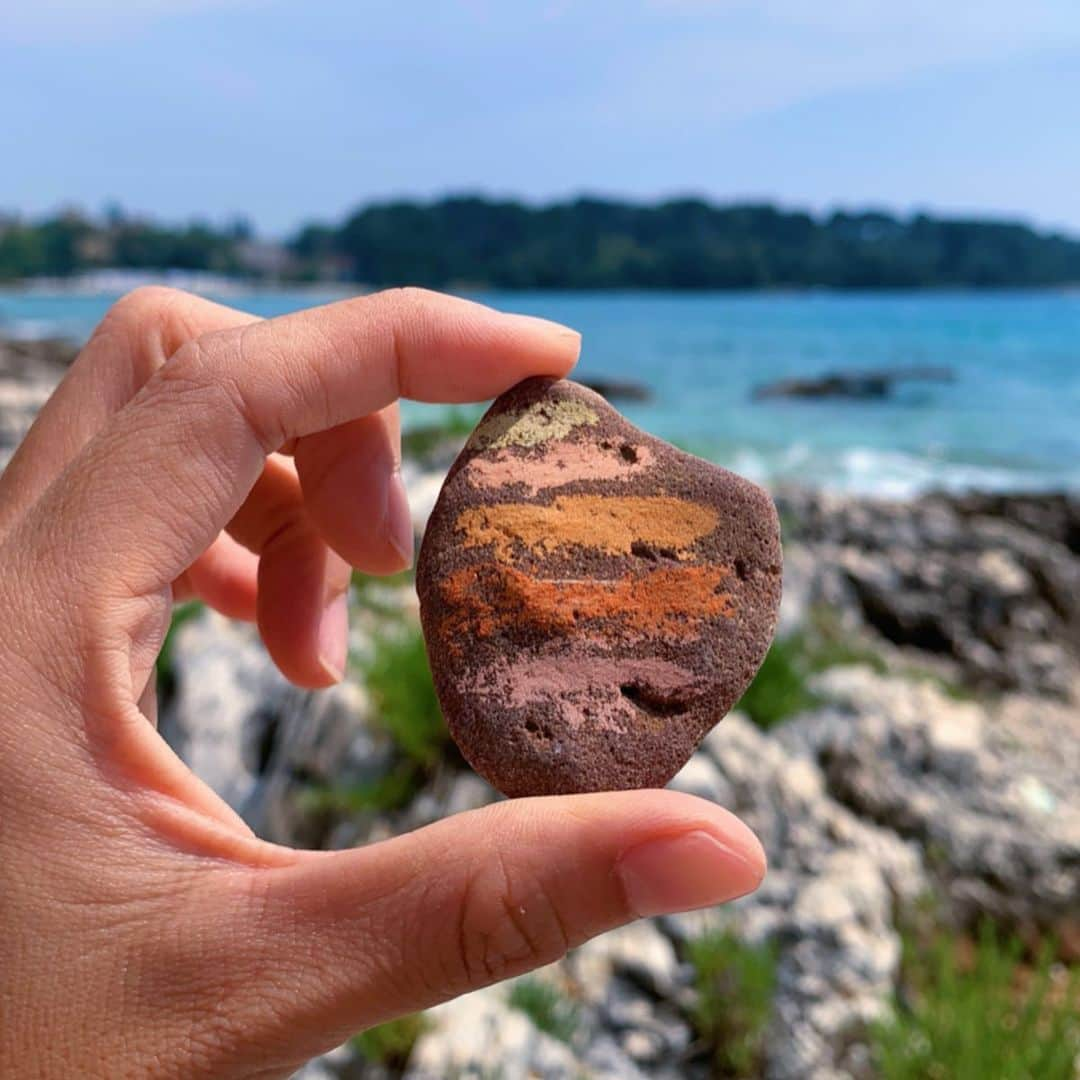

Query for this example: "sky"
[3,1,1080,236]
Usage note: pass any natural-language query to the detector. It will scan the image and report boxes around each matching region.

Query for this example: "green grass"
[351,1013,428,1068]
[873,921,1079,1080]
[299,764,420,815]
[686,930,778,1077]
[351,567,417,617]
[777,506,800,542]
[304,582,447,816]
[806,610,889,675]
[401,407,481,461]
[736,607,888,729]
[735,634,819,730]
[305,622,449,814]
[156,600,205,700]
[363,623,447,768]
[895,663,977,702]
[508,978,580,1045]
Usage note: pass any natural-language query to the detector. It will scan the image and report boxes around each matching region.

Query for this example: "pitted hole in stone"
[630,540,678,562]
[619,443,639,464]
[734,557,749,581]
[618,682,690,718]
[524,718,553,741]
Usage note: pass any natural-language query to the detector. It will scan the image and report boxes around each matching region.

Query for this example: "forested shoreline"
[3,196,1080,289]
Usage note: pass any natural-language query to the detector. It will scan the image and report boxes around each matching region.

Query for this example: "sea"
[3,279,1078,497]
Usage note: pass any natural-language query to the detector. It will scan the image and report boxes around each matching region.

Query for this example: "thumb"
[199,790,764,1073]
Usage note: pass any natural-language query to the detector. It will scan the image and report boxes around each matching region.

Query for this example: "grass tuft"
[351,1013,429,1068]
[737,606,888,729]
[156,601,205,701]
[299,765,420,815]
[304,580,447,818]
[508,978,580,1045]
[686,929,777,1077]
[873,921,1079,1080]
[736,634,818,730]
[401,407,481,462]
[363,623,447,768]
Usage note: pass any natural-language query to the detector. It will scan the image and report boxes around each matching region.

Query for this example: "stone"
[0,337,71,471]
[785,666,1080,939]
[567,921,681,1003]
[160,607,395,849]
[417,377,782,797]
[699,712,926,1080]
[668,751,734,804]
[776,488,1080,696]
[405,986,581,1080]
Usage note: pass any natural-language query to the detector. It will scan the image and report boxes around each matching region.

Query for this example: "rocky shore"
[159,487,1075,1080]
[2,338,1077,1078]
[0,336,76,470]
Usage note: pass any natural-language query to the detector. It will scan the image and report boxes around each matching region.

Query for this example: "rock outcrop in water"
[753,366,954,402]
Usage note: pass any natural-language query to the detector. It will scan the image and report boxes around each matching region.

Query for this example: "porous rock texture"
[417,377,782,796]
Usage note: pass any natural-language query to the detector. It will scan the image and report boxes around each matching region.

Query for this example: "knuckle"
[451,852,571,990]
[377,285,432,311]
[158,335,280,454]
[105,285,186,330]
[86,285,195,386]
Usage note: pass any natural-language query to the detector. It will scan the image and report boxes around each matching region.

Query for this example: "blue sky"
[4,1,1080,235]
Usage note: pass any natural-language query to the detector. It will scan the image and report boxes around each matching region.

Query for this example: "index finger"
[25,288,580,599]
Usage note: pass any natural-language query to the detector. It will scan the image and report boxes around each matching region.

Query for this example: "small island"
[3,197,1080,289]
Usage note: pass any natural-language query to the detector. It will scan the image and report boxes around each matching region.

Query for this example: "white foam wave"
[719,445,1075,497]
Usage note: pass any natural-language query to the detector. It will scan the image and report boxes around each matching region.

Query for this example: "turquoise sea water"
[3,284,1078,495]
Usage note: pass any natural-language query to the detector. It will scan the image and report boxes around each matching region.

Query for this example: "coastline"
[5,329,1078,501]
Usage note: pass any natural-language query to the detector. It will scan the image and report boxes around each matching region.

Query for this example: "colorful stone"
[417,377,783,797]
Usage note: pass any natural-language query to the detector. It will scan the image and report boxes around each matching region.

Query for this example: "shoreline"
[4,332,1079,502]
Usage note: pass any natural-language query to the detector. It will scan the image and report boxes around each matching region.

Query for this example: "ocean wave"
[720,445,1076,497]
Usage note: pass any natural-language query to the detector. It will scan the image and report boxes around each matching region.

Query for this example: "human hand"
[0,286,765,1078]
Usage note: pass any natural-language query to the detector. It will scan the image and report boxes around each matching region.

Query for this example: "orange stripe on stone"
[453,495,717,560]
[438,562,735,650]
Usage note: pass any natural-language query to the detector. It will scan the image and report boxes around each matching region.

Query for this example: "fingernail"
[385,470,414,569]
[617,829,766,918]
[317,590,349,683]
[506,312,582,346]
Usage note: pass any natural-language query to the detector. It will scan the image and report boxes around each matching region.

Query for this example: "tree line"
[4,197,1080,289]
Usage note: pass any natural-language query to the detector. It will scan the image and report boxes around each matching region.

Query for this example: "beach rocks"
[783,666,1080,944]
[0,337,73,471]
[417,377,783,797]
[778,489,1080,696]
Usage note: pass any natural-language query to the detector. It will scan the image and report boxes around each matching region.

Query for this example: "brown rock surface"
[417,377,782,797]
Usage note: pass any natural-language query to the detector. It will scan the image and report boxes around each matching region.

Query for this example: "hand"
[0,286,765,1078]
